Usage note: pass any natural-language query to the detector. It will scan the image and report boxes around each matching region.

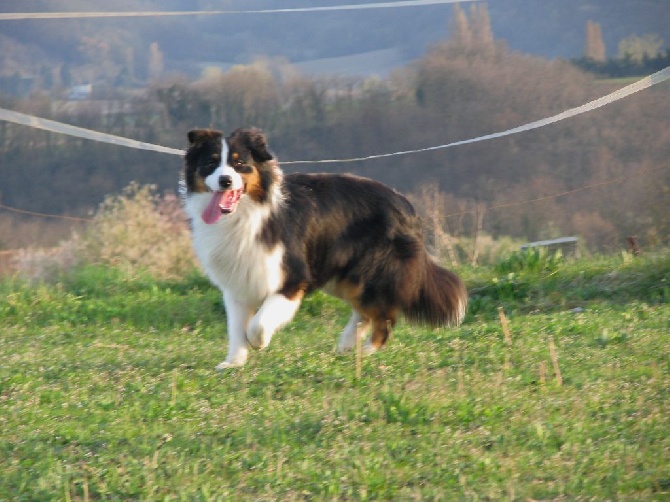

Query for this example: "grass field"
[1,251,669,500]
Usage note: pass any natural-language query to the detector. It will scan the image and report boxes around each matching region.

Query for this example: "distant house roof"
[195,48,409,78]
[294,48,408,77]
[67,84,93,100]
[520,237,579,249]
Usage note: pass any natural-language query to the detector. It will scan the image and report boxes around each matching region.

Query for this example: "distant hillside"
[0,0,668,87]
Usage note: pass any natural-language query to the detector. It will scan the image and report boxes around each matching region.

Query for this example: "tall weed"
[494,247,563,275]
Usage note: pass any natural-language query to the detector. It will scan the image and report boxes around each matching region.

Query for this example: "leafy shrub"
[494,247,563,275]
[80,183,195,278]
[14,183,196,281]
[466,247,566,315]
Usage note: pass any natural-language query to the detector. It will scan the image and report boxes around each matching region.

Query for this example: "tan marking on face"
[242,165,264,202]
[193,176,209,193]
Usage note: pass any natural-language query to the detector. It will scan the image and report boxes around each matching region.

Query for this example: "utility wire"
[1,66,667,163]
[0,1,477,21]
[443,165,668,220]
[1,165,665,223]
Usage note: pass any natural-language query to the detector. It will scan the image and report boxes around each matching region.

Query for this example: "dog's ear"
[188,129,222,145]
[244,128,274,163]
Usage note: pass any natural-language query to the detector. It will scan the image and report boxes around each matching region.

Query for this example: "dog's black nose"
[219,175,232,189]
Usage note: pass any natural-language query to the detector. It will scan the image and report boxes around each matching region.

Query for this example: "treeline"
[572,51,670,79]
[1,33,669,251]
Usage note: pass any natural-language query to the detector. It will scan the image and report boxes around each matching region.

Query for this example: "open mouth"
[201,188,243,224]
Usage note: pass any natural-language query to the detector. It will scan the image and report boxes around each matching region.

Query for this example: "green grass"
[1,252,669,500]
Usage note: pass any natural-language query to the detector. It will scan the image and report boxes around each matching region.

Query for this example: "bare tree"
[148,42,164,80]
[618,33,664,62]
[585,21,606,61]
[449,4,472,46]
[471,4,494,49]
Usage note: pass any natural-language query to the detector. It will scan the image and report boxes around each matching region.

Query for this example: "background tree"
[617,33,663,61]
[148,42,164,80]
[585,20,606,61]
[470,4,494,49]
[449,4,472,46]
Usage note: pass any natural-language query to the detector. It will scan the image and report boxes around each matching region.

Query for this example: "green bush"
[494,247,563,275]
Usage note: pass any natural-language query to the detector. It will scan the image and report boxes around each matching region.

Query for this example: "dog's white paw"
[361,339,379,356]
[337,338,357,353]
[215,359,245,371]
[336,338,378,356]
[246,321,271,350]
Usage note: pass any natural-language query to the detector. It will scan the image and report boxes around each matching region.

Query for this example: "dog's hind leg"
[363,313,397,355]
[216,292,254,370]
[337,310,371,353]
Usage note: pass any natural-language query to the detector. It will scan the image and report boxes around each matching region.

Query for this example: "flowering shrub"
[81,183,196,278]
[14,183,197,281]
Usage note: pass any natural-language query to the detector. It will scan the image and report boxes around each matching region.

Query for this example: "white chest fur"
[185,194,285,308]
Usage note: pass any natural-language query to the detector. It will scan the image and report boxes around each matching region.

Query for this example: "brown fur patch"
[243,165,265,202]
[192,177,208,193]
[287,288,306,302]
[328,280,364,304]
[369,315,396,349]
[330,280,397,349]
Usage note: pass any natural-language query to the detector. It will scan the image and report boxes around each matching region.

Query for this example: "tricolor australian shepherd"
[183,128,467,369]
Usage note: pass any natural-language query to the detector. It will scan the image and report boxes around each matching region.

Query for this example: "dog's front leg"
[247,292,304,350]
[215,291,254,370]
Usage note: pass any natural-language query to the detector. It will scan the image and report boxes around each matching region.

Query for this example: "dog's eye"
[198,160,219,176]
[233,160,245,169]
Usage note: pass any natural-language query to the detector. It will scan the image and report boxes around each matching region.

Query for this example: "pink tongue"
[202,191,238,224]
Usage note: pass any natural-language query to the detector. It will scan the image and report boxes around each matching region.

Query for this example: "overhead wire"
[442,165,669,220]
[283,66,670,164]
[0,202,92,222]
[0,1,477,21]
[1,164,666,224]
[1,66,668,163]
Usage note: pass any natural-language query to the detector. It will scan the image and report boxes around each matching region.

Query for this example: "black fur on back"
[262,172,467,326]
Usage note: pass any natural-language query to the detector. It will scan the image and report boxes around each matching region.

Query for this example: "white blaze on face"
[203,142,243,192]
[200,142,246,224]
[204,165,244,193]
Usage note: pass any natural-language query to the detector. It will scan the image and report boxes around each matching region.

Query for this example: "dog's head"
[185,128,279,224]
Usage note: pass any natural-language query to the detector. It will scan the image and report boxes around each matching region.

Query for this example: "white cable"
[0,66,668,161]
[0,1,477,21]
[0,108,184,156]
[283,65,670,164]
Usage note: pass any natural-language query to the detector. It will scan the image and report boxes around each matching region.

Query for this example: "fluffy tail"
[405,258,468,327]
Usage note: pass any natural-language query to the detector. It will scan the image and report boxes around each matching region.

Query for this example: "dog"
[183,128,467,369]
